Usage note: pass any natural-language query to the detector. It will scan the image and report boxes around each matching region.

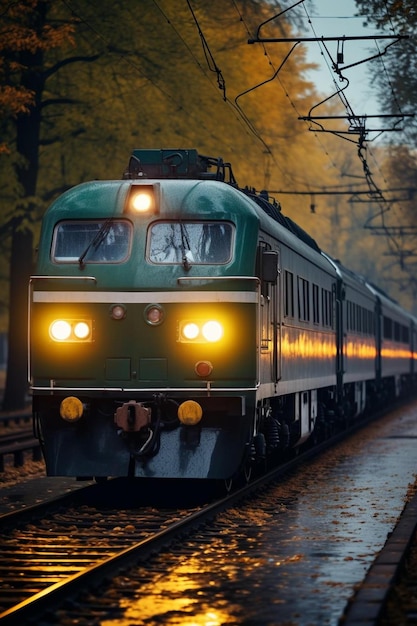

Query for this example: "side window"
[322,288,333,328]
[297,276,310,322]
[284,270,294,317]
[384,316,393,339]
[312,283,320,324]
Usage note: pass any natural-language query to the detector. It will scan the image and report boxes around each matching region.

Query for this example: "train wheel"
[242,460,252,484]
[224,477,233,493]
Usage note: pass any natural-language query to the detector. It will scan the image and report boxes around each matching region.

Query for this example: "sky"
[298,0,386,116]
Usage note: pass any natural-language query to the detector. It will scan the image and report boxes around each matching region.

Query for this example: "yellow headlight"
[202,321,223,342]
[49,319,92,342]
[126,184,157,214]
[179,320,224,343]
[50,320,71,341]
[73,321,90,339]
[131,191,153,212]
[182,322,200,340]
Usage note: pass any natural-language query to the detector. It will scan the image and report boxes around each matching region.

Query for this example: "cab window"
[148,221,234,264]
[52,220,132,263]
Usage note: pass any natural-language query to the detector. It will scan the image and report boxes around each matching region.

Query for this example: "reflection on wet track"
[101,402,417,626]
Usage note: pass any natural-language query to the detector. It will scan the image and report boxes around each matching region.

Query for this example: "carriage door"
[259,245,280,384]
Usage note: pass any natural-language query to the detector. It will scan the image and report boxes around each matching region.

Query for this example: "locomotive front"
[29,150,261,480]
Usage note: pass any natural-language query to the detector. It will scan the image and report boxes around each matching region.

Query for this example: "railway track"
[0,416,342,626]
[0,408,31,428]
[0,480,206,625]
[0,401,415,625]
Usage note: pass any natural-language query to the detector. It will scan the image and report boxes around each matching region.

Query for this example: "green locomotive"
[29,149,416,483]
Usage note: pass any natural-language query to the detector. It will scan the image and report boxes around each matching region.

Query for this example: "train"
[28,148,417,486]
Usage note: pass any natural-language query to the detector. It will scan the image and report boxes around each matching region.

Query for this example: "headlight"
[50,320,71,341]
[125,184,157,215]
[73,322,90,339]
[179,320,224,343]
[49,319,93,342]
[182,322,200,340]
[131,191,153,212]
[202,321,223,342]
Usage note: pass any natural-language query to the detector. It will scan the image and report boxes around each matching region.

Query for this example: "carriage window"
[52,220,132,263]
[322,288,333,328]
[383,316,393,340]
[297,276,310,322]
[284,270,294,317]
[148,221,234,264]
[312,283,320,324]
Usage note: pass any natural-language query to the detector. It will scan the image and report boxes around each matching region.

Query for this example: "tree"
[353,0,417,305]
[355,0,417,139]
[0,1,77,409]
[0,0,355,408]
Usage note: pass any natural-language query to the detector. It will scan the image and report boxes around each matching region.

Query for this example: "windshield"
[147,221,234,265]
[52,220,132,263]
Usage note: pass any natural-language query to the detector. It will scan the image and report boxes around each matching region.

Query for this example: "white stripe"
[31,385,259,393]
[33,290,258,304]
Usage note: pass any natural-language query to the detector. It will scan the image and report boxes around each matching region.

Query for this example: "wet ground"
[1,402,417,625]
[94,401,417,626]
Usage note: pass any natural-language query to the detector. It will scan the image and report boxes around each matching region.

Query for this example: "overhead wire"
[60,0,249,154]
[285,1,417,289]
[230,0,342,189]
[62,0,412,275]
[151,0,280,176]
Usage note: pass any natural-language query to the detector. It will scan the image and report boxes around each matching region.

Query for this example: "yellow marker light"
[131,191,153,212]
[73,321,90,339]
[60,396,84,422]
[50,320,71,341]
[202,321,223,342]
[182,322,200,340]
[178,400,203,426]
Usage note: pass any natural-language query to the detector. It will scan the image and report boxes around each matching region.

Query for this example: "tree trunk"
[2,227,33,410]
[2,2,46,410]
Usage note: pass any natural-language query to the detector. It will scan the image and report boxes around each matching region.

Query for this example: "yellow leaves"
[0,1,75,55]
[0,85,35,117]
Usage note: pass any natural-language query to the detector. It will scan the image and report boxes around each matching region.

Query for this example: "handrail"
[177,275,260,285]
[29,275,97,283]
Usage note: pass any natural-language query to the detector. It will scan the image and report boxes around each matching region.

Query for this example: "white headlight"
[50,320,71,341]
[131,191,153,212]
[182,322,200,340]
[49,319,92,342]
[73,321,90,339]
[202,321,223,342]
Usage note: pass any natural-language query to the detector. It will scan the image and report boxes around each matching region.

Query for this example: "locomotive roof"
[123,148,321,255]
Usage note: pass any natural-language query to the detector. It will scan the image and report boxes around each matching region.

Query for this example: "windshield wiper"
[179,222,193,271]
[78,218,114,268]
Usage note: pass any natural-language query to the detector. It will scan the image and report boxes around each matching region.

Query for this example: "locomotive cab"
[30,150,263,481]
